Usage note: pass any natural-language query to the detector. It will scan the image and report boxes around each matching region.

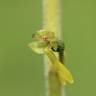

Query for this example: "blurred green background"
[0,0,96,96]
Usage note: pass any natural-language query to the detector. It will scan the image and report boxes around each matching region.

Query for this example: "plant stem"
[42,0,65,96]
[59,52,64,63]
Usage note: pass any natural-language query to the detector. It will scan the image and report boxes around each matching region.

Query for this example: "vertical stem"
[43,0,65,96]
[59,52,64,64]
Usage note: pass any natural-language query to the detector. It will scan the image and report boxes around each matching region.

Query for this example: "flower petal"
[28,41,48,54]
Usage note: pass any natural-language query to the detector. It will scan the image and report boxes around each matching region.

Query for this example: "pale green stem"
[42,0,65,96]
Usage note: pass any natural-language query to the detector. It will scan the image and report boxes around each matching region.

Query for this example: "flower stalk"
[42,0,65,96]
[28,0,74,96]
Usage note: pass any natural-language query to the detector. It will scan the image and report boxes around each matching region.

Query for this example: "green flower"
[28,29,74,85]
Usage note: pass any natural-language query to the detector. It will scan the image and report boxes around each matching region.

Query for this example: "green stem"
[48,69,62,96]
[42,0,65,96]
[44,48,65,96]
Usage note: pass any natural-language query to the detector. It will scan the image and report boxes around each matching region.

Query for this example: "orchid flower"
[28,29,74,85]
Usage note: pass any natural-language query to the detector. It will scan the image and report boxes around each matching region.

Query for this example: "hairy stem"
[42,0,65,96]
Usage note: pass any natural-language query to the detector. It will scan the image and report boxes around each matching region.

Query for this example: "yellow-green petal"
[28,41,48,54]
